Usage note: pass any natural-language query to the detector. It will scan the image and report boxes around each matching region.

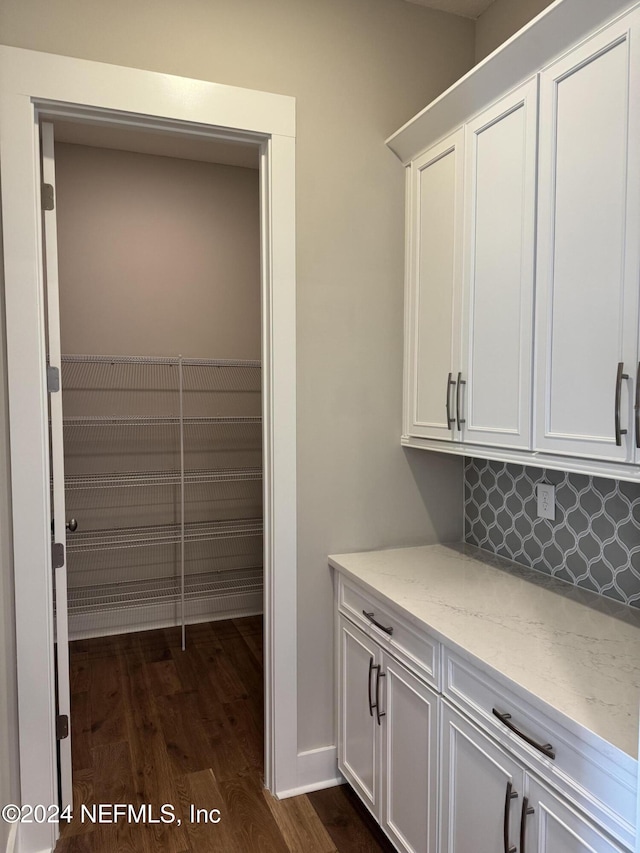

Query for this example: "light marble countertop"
[329,542,640,760]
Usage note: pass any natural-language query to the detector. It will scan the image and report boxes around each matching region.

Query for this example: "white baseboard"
[5,823,17,853]
[276,745,343,799]
[6,822,53,853]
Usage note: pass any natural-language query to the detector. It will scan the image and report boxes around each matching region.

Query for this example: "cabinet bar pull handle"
[445,372,455,428]
[375,669,385,725]
[493,709,555,759]
[635,363,640,449]
[615,362,629,446]
[368,657,376,716]
[362,610,394,636]
[520,797,534,853]
[456,371,466,431]
[503,781,518,853]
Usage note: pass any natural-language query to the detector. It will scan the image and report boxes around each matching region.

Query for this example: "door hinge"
[52,542,64,569]
[42,183,55,211]
[56,714,69,740]
[47,365,60,393]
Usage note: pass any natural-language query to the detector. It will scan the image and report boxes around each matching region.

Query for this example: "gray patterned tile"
[576,532,601,562]
[515,514,531,537]
[555,565,578,585]
[554,526,577,553]
[522,535,543,563]
[564,550,586,582]
[564,507,590,536]
[593,477,617,497]
[515,475,531,500]
[556,482,579,512]
[463,459,640,608]
[602,540,628,569]
[505,530,521,555]
[497,470,513,494]
[588,561,615,589]
[591,514,616,543]
[541,540,563,568]
[534,520,554,548]
[546,469,565,486]
[488,488,504,511]
[505,492,524,516]
[619,480,640,502]
[488,525,505,548]
[579,488,604,517]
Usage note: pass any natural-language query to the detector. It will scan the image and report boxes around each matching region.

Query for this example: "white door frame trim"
[0,45,297,853]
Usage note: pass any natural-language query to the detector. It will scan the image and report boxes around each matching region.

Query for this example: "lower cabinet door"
[338,616,381,818]
[440,701,525,853]
[523,777,626,853]
[382,655,438,853]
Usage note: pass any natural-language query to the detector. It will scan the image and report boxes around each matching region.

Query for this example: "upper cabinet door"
[460,78,538,450]
[535,10,640,462]
[405,129,464,441]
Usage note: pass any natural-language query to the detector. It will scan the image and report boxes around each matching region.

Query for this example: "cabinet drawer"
[443,648,636,850]
[338,575,440,690]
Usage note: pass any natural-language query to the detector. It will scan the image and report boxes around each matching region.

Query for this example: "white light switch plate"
[537,483,555,520]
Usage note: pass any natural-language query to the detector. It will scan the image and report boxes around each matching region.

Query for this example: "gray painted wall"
[0,0,471,759]
[475,0,555,62]
[55,144,261,359]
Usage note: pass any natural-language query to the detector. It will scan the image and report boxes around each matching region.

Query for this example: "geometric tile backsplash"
[464,457,640,608]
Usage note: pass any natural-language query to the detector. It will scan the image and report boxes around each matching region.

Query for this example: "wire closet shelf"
[60,354,263,649]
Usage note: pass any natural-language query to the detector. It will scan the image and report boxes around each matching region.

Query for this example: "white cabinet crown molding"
[386,0,640,164]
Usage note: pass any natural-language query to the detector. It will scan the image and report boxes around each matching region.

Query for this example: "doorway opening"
[44,117,267,849]
[51,122,264,642]
[0,47,297,853]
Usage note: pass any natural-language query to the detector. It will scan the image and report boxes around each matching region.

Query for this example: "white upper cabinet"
[535,9,640,462]
[393,0,640,482]
[460,78,537,449]
[405,81,537,451]
[405,129,464,441]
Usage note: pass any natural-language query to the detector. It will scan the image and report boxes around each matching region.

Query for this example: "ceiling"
[53,120,260,170]
[404,0,496,19]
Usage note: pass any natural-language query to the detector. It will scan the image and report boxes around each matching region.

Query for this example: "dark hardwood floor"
[56,617,395,853]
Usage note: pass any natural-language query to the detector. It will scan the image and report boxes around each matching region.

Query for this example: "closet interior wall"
[54,139,263,641]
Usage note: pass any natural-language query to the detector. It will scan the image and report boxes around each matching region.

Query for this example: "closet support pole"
[179,355,186,650]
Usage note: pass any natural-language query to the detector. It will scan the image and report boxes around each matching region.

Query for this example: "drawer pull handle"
[493,709,555,759]
[520,797,535,853]
[375,669,386,725]
[362,610,394,636]
[368,657,377,716]
[503,781,518,853]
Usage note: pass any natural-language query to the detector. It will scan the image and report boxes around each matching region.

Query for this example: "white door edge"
[40,120,72,811]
